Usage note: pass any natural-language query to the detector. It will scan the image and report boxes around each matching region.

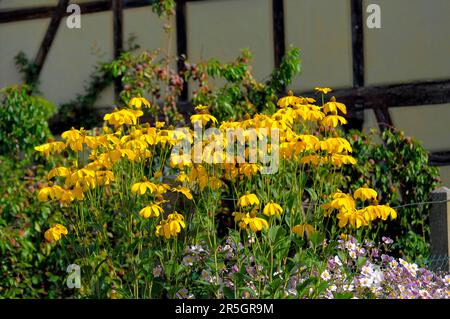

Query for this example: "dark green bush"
[342,128,441,264]
[0,156,70,298]
[0,85,55,159]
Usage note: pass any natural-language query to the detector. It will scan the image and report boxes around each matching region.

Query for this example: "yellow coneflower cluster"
[34,89,386,242]
[322,187,397,229]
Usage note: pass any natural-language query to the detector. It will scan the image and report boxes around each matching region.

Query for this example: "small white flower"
[444,275,450,286]
[389,260,398,269]
[329,284,337,292]
[346,242,356,251]
[359,277,373,288]
[183,255,195,266]
[399,258,408,267]
[419,289,430,299]
[361,264,373,276]
[406,264,417,277]
[273,269,283,277]
[321,270,331,281]
[371,269,384,287]
[334,255,342,266]
[343,284,354,291]
[349,250,357,259]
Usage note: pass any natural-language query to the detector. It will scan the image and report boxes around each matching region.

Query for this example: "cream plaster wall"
[285,0,353,92]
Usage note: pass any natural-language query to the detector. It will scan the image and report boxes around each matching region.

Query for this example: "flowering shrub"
[33,89,448,298]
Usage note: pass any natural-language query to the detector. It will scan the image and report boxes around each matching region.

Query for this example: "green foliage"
[104,47,301,125]
[0,156,69,298]
[150,0,176,17]
[14,52,39,93]
[0,85,55,159]
[186,48,301,121]
[342,128,440,264]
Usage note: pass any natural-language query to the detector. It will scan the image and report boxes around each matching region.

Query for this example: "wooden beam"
[112,0,124,99]
[430,151,450,167]
[272,0,285,69]
[350,0,366,129]
[298,80,450,114]
[176,0,188,101]
[350,0,365,88]
[34,0,69,79]
[373,105,393,131]
[0,0,153,23]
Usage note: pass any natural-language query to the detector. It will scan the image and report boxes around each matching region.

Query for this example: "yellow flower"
[155,121,165,129]
[44,224,68,243]
[129,97,151,109]
[235,212,268,232]
[171,186,193,200]
[322,191,356,216]
[208,176,223,190]
[95,170,115,186]
[189,165,209,190]
[300,155,321,166]
[47,167,70,180]
[362,205,397,221]
[194,104,209,111]
[246,216,269,232]
[316,138,352,154]
[139,203,164,218]
[238,194,260,207]
[323,97,347,115]
[353,187,378,201]
[65,168,97,189]
[378,205,397,220]
[61,128,85,152]
[329,154,357,167]
[170,152,192,169]
[315,87,332,94]
[104,109,144,127]
[238,163,261,178]
[232,212,248,225]
[262,202,283,217]
[156,183,171,195]
[84,135,102,150]
[337,210,367,228]
[292,224,315,238]
[155,212,186,238]
[35,141,66,157]
[277,91,300,108]
[38,185,66,202]
[321,115,347,128]
[131,181,159,195]
[190,114,218,126]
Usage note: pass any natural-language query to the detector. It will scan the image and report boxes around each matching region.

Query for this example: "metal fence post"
[429,187,450,272]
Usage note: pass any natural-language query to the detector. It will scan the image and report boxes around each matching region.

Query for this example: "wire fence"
[424,255,450,273]
[218,197,450,210]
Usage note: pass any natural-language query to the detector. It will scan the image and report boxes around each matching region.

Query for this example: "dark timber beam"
[350,0,364,88]
[350,0,367,129]
[112,0,124,99]
[176,0,188,101]
[298,80,450,114]
[429,151,450,167]
[0,0,153,23]
[34,0,69,78]
[272,0,285,69]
